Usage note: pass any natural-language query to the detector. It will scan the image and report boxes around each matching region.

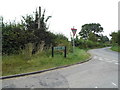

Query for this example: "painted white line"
[112,60,117,62]
[109,60,118,63]
[112,82,117,86]
[98,57,104,61]
[99,59,103,61]
[115,63,118,65]
[95,86,98,88]
[101,58,118,63]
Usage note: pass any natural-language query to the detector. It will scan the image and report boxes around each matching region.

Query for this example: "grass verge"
[2,48,90,76]
[110,45,120,52]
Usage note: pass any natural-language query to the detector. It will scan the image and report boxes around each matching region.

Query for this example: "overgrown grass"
[2,48,90,76]
[111,45,120,52]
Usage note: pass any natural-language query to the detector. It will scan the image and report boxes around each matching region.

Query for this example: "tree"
[2,21,27,55]
[110,30,120,45]
[79,23,103,40]
[2,7,71,55]
[88,32,98,42]
[100,35,109,43]
[21,9,52,54]
[2,8,53,55]
[110,31,118,44]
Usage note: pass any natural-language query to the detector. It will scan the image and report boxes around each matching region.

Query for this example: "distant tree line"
[74,23,110,49]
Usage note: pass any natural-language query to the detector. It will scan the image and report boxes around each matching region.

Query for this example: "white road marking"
[99,58,103,61]
[115,63,118,65]
[94,56,118,65]
[112,60,117,62]
[95,86,98,88]
[112,82,117,86]
[98,57,102,60]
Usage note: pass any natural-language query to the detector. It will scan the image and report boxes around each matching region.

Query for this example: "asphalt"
[1,47,119,88]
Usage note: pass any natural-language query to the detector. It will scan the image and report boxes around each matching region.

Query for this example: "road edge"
[1,52,93,80]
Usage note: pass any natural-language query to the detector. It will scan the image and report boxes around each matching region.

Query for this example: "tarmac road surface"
[2,47,119,88]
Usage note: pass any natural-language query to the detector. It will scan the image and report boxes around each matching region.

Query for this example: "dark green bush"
[75,38,110,49]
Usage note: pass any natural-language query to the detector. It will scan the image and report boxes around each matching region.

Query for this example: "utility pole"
[38,6,41,29]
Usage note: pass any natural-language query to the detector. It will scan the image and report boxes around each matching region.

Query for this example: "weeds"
[2,48,90,76]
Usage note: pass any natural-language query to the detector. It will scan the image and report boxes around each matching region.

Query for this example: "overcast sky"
[0,0,119,40]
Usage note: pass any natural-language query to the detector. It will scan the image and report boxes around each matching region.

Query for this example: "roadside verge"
[1,52,93,80]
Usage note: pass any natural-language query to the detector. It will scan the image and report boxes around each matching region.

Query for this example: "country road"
[2,47,119,88]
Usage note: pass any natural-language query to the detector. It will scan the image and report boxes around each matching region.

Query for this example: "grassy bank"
[2,48,90,76]
[111,45,120,52]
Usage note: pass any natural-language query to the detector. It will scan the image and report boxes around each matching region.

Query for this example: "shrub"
[86,40,95,48]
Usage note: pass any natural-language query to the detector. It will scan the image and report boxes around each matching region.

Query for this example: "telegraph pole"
[38,6,41,29]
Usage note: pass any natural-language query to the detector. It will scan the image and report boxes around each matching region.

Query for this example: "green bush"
[77,39,99,49]
[111,45,120,52]
[76,39,86,49]
[86,40,95,48]
[75,38,110,49]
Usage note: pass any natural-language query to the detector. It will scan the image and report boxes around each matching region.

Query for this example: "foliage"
[53,33,72,53]
[2,48,90,76]
[110,30,120,45]
[2,9,70,56]
[117,30,120,46]
[74,37,110,49]
[100,35,109,43]
[111,45,120,52]
[79,23,103,40]
[75,23,110,49]
[2,23,26,55]
[110,31,118,44]
[110,30,120,52]
[88,32,98,42]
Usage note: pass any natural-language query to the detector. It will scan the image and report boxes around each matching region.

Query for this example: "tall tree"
[100,35,109,43]
[79,23,103,40]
